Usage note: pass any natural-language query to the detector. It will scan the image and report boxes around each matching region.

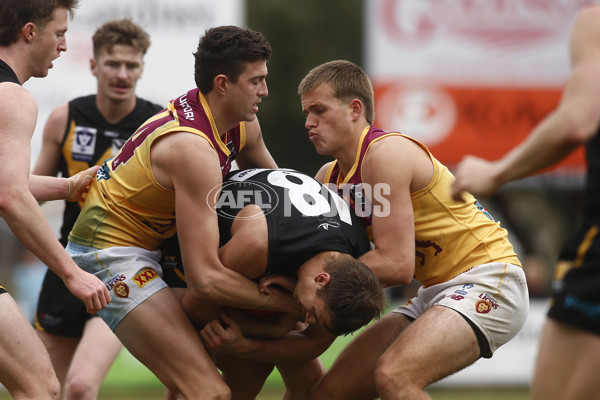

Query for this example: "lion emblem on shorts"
[475,299,492,314]
[113,282,130,298]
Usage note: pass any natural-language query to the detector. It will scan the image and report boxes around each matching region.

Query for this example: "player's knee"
[374,355,418,398]
[64,373,99,400]
[373,360,395,395]
[10,376,60,400]
[309,378,336,400]
[184,379,230,400]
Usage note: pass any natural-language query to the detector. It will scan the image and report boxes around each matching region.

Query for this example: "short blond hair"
[298,60,375,125]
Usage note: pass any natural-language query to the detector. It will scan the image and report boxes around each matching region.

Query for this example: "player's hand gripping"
[63,268,111,314]
[200,312,247,354]
[64,165,100,202]
[451,155,501,201]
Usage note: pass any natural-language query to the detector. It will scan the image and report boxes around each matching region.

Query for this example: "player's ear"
[349,99,363,121]
[90,58,97,75]
[22,22,36,43]
[214,74,228,95]
[314,272,331,286]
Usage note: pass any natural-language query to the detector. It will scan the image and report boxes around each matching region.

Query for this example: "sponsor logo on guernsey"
[73,126,97,162]
[111,138,126,155]
[97,163,110,181]
[104,130,120,138]
[133,268,159,288]
[179,95,195,120]
[474,200,495,221]
[318,219,341,231]
[113,282,130,298]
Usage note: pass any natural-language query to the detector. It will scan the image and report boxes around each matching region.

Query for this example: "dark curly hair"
[194,25,271,94]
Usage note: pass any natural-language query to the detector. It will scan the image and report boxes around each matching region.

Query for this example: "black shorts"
[35,269,96,337]
[161,235,187,288]
[548,222,600,335]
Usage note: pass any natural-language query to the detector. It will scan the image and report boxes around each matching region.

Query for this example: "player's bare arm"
[33,103,69,176]
[151,132,297,315]
[29,103,99,202]
[201,312,335,364]
[359,136,425,287]
[28,166,99,203]
[234,118,277,170]
[0,84,110,315]
[451,6,600,201]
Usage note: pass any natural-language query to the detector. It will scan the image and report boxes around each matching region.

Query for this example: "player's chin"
[33,68,51,78]
[243,113,257,122]
[313,143,330,156]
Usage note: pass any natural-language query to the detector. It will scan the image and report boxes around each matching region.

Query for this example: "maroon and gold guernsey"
[69,88,246,251]
[324,126,521,287]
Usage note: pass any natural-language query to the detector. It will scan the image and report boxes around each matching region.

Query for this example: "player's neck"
[335,125,367,176]
[298,251,338,277]
[0,46,29,84]
[96,95,136,124]
[202,91,240,137]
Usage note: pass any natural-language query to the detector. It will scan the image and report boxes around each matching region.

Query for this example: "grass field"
[0,330,532,399]
[0,386,530,399]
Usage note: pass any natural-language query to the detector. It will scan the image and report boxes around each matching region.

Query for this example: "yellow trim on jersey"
[198,92,231,156]
[339,126,371,186]
[239,122,247,151]
[574,225,599,267]
[63,120,90,177]
[324,162,335,185]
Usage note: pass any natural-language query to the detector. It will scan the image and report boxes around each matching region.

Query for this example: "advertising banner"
[366,0,596,177]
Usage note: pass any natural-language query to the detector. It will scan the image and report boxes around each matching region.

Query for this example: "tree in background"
[248,0,363,175]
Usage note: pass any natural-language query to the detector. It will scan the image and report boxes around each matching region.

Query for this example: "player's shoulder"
[315,162,335,182]
[0,82,36,115]
[575,4,600,27]
[45,102,69,126]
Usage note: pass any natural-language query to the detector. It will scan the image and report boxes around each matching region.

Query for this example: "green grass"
[96,334,531,399]
[0,325,530,399]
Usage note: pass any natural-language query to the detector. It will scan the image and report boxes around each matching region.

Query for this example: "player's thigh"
[0,293,58,393]
[66,316,122,384]
[278,358,325,400]
[313,312,410,400]
[377,305,479,388]
[114,287,222,389]
[37,330,79,384]
[218,354,274,400]
[532,318,600,400]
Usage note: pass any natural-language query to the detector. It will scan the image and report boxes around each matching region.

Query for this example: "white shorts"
[393,262,528,357]
[67,241,168,331]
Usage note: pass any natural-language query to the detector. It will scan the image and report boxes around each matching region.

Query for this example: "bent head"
[295,253,385,336]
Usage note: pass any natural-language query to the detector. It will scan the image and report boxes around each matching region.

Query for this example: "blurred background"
[1,0,597,397]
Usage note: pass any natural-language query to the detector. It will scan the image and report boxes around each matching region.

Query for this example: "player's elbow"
[560,106,599,145]
[186,269,224,302]
[381,271,413,288]
[0,190,21,216]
